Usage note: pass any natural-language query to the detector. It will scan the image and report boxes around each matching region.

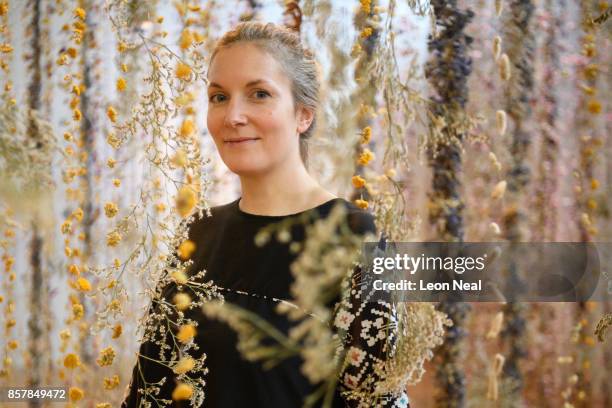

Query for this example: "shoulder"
[334,199,377,237]
[181,198,239,238]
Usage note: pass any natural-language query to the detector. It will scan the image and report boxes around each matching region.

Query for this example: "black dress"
[121,197,410,408]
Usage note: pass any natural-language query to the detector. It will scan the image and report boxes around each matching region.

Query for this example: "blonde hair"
[209,21,320,166]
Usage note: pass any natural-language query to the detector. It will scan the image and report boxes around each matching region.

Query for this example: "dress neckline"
[233,197,344,220]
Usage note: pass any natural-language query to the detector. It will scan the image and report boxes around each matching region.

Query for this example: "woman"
[122,22,409,408]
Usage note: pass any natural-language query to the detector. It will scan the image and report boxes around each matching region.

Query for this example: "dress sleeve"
[121,217,199,407]
[121,279,181,407]
[333,212,411,408]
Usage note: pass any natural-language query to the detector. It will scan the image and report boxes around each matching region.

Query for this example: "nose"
[224,98,247,128]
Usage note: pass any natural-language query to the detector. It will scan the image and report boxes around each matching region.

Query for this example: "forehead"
[207,42,290,88]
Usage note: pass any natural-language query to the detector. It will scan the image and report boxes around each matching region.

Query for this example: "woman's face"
[206,42,313,176]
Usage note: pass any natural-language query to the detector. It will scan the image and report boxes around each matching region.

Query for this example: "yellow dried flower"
[360,126,372,144]
[171,149,188,168]
[120,63,129,73]
[108,299,121,312]
[0,43,13,53]
[116,77,126,92]
[73,20,86,32]
[107,158,116,168]
[360,27,373,39]
[96,403,112,408]
[590,179,599,190]
[72,207,84,221]
[177,324,196,343]
[180,119,196,138]
[59,329,71,341]
[113,178,121,187]
[360,0,371,14]
[173,357,196,374]
[357,149,375,166]
[351,175,366,189]
[180,30,194,50]
[354,199,369,209]
[103,375,120,390]
[70,96,80,109]
[587,198,597,210]
[172,383,193,401]
[7,340,18,350]
[174,293,192,311]
[61,220,72,234]
[587,100,602,114]
[117,41,128,53]
[104,202,118,218]
[77,277,92,292]
[96,346,115,367]
[193,32,205,43]
[175,62,192,81]
[69,387,84,402]
[351,42,362,57]
[107,106,117,123]
[176,186,197,217]
[74,7,86,20]
[178,240,196,260]
[111,324,122,339]
[106,231,122,247]
[584,64,598,80]
[175,93,194,106]
[172,270,189,284]
[64,353,80,369]
[73,108,82,121]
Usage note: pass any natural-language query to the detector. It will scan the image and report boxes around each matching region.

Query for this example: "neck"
[238,156,335,216]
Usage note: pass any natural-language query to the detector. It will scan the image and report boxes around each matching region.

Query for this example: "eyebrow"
[208,79,272,90]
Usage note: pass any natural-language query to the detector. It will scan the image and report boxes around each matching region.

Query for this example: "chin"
[224,160,268,176]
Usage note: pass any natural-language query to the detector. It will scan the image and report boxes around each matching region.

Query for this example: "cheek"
[206,110,222,139]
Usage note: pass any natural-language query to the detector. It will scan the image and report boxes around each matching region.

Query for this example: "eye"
[252,90,271,99]
[208,93,226,104]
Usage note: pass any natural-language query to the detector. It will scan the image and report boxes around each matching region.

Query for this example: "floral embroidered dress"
[122,197,410,408]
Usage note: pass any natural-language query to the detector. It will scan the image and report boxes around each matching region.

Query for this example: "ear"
[296,105,315,134]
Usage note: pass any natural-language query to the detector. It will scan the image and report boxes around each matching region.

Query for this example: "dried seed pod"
[492,36,502,60]
[487,353,506,400]
[499,53,511,81]
[486,311,504,339]
[495,0,503,17]
[489,222,501,236]
[491,180,507,200]
[489,152,502,172]
[496,110,507,136]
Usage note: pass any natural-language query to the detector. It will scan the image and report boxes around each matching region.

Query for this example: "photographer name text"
[373,279,482,292]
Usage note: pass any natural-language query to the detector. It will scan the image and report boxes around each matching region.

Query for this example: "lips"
[224,137,260,144]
